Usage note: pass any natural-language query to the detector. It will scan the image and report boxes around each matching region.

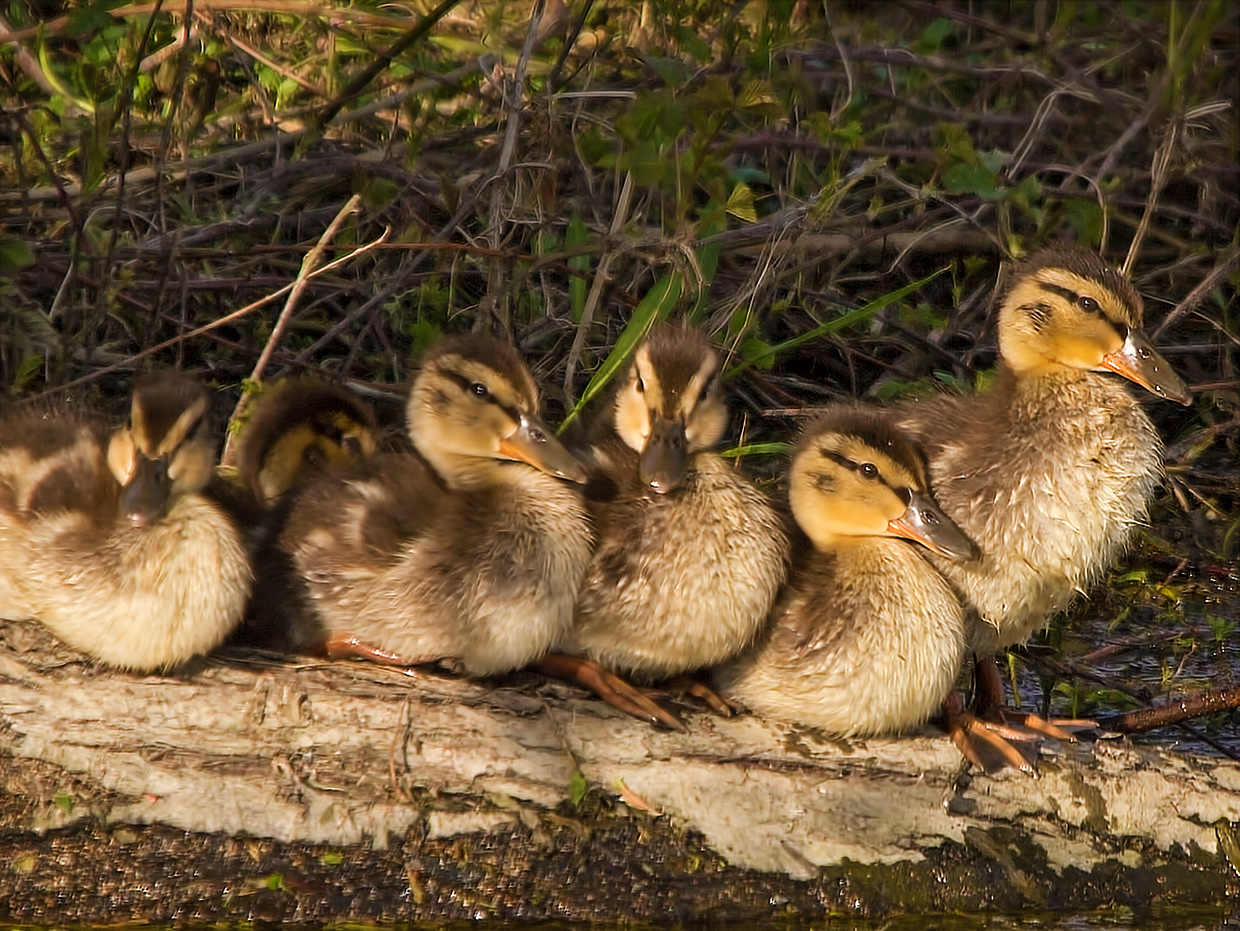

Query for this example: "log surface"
[0,618,1236,924]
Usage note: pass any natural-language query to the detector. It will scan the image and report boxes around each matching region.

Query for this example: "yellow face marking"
[614,344,656,453]
[681,354,727,453]
[1000,265,1131,374]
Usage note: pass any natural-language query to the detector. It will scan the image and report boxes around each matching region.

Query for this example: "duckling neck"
[422,452,522,492]
[1002,360,1149,421]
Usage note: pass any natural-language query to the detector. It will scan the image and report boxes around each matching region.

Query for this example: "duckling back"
[0,376,251,671]
[566,326,788,680]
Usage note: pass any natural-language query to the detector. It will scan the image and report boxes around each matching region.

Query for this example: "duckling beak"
[1101,330,1192,406]
[887,489,980,562]
[639,416,688,495]
[118,453,172,528]
[498,412,588,483]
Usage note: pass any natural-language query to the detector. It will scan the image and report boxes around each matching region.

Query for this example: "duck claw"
[660,675,745,717]
[943,690,1040,776]
[999,710,1096,741]
[324,633,426,666]
[537,653,688,733]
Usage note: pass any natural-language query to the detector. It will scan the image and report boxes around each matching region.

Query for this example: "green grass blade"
[720,441,792,460]
[726,266,948,377]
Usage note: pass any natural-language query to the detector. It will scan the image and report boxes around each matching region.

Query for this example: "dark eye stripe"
[1040,282,1081,305]
[441,369,523,422]
[1040,282,1106,316]
[818,448,907,498]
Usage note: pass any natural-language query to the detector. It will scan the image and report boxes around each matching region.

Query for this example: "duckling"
[893,246,1191,717]
[275,335,592,676]
[549,326,788,725]
[219,378,381,652]
[715,407,979,737]
[0,375,251,671]
[233,378,380,508]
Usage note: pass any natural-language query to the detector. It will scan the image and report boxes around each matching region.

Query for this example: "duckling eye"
[858,462,879,481]
[1078,296,1100,314]
[470,382,490,398]
[635,376,646,394]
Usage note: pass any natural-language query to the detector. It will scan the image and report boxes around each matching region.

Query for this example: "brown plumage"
[716,407,977,736]
[276,335,592,675]
[562,325,788,680]
[893,246,1191,655]
[0,375,251,670]
[221,378,381,651]
[234,378,379,506]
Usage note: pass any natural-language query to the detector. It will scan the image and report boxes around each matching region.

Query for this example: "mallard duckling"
[893,246,1191,713]
[219,378,381,652]
[715,408,978,736]
[276,335,592,676]
[0,375,251,671]
[234,378,380,508]
[550,326,788,724]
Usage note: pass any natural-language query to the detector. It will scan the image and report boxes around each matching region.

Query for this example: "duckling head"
[613,326,728,495]
[789,408,979,561]
[237,379,378,503]
[407,335,586,490]
[106,374,217,528]
[998,246,1191,405]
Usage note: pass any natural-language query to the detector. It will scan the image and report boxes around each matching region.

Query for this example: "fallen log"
[0,617,1236,924]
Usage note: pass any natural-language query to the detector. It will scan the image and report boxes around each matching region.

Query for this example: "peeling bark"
[0,618,1236,923]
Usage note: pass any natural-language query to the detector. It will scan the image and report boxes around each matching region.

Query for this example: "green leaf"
[12,354,44,393]
[916,17,956,53]
[359,176,401,210]
[568,769,588,807]
[942,162,1002,200]
[724,182,757,223]
[406,319,442,358]
[66,4,114,37]
[727,268,948,376]
[644,56,692,88]
[559,273,682,434]
[0,237,35,275]
[729,166,771,186]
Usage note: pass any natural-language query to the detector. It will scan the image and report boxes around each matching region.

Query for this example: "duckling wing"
[0,410,117,523]
[0,410,116,618]
[280,452,444,584]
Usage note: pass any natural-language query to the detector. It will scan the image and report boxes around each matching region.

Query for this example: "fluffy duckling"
[221,378,381,652]
[894,246,1191,712]
[551,326,788,723]
[233,378,379,508]
[276,335,592,676]
[715,408,978,736]
[0,375,251,671]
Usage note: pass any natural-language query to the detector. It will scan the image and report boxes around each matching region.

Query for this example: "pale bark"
[0,618,1236,921]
